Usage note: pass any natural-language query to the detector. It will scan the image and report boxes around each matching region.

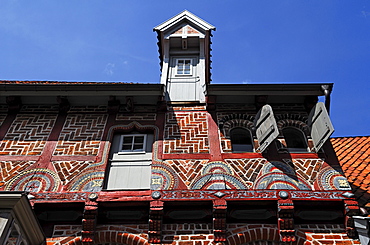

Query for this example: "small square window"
[119,134,147,152]
[176,59,192,75]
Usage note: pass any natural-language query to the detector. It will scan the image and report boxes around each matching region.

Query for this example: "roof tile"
[331,136,370,209]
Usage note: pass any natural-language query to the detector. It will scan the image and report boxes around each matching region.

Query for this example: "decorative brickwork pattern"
[283,159,323,186]
[52,161,93,185]
[225,159,266,184]
[20,105,59,113]
[162,223,213,244]
[95,225,148,244]
[54,114,107,155]
[0,114,57,155]
[68,106,107,113]
[191,161,250,189]
[44,223,361,245]
[52,225,82,237]
[5,168,60,192]
[276,118,310,135]
[164,111,209,153]
[0,161,35,188]
[116,113,156,121]
[296,224,360,245]
[217,114,255,153]
[164,159,208,187]
[227,224,279,245]
[47,224,149,245]
[118,105,157,113]
[169,106,207,111]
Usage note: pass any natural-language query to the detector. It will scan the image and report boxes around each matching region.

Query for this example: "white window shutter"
[308,102,334,152]
[254,105,279,152]
[107,159,151,190]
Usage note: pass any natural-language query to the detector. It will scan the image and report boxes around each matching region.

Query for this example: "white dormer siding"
[154,10,215,103]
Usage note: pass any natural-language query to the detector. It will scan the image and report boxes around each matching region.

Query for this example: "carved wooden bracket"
[149,200,164,244]
[278,199,295,242]
[82,199,98,244]
[344,200,360,238]
[213,199,227,243]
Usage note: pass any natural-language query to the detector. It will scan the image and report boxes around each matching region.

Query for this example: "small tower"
[154,10,215,103]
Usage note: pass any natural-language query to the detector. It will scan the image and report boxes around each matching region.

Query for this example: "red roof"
[331,136,370,209]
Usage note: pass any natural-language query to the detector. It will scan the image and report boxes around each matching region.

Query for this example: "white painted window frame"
[175,58,193,76]
[118,134,147,154]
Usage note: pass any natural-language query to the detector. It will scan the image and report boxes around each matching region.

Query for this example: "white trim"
[154,10,215,32]
[119,134,147,153]
[175,58,193,76]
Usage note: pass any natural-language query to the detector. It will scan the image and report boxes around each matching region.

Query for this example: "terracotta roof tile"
[331,136,370,209]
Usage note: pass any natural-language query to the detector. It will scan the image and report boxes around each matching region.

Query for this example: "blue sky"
[1,1,369,137]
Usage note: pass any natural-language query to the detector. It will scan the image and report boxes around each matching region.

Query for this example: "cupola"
[154,10,215,103]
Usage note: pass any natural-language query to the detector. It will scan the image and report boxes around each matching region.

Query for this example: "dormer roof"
[153,10,215,33]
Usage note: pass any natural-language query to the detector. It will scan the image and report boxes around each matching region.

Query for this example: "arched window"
[230,127,253,152]
[282,127,308,152]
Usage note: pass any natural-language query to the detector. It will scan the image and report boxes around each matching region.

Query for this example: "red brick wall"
[45,223,361,245]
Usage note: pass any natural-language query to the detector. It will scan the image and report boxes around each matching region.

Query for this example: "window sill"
[117,151,146,155]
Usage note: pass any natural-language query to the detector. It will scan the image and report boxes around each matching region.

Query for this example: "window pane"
[282,127,308,150]
[230,128,253,152]
[134,136,144,143]
[133,144,144,151]
[177,59,191,75]
[122,144,132,151]
[123,136,133,144]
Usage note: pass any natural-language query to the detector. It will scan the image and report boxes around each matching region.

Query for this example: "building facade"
[0,11,365,245]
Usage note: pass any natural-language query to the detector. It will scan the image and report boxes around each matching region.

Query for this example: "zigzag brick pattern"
[0,161,35,185]
[165,159,208,187]
[54,114,107,155]
[164,111,209,154]
[52,161,93,185]
[225,158,266,183]
[285,159,324,185]
[0,114,57,155]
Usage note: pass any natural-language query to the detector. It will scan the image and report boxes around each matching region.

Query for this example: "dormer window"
[282,127,308,152]
[176,59,192,75]
[230,127,254,152]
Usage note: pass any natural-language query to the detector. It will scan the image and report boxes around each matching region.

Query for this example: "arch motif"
[5,168,60,192]
[64,232,148,245]
[67,170,105,192]
[219,114,255,136]
[191,161,252,189]
[276,117,310,135]
[94,231,148,245]
[151,162,180,190]
[253,161,311,190]
[228,227,280,245]
[106,121,159,141]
